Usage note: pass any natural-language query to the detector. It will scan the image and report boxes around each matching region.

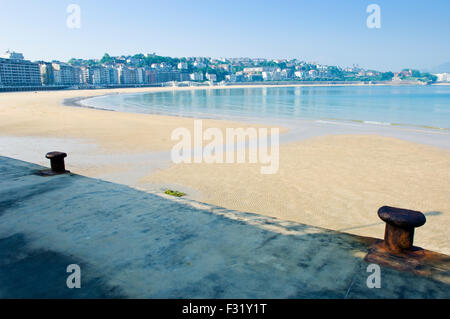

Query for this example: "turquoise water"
[83,86,450,129]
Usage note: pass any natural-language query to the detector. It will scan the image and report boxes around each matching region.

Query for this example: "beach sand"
[0,87,285,153]
[1,87,449,254]
[145,134,450,254]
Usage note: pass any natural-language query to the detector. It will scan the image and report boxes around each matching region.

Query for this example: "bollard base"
[384,224,414,253]
[35,169,70,177]
[364,239,450,281]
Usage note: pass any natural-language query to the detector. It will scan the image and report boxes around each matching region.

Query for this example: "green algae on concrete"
[164,189,186,197]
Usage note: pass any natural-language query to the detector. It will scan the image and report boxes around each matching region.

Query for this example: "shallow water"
[82,85,450,130]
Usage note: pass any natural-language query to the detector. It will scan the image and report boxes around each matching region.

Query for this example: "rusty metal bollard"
[377,206,426,253]
[365,206,447,278]
[45,151,68,174]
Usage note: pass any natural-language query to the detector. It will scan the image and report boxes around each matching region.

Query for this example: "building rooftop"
[0,155,449,298]
[1,50,24,60]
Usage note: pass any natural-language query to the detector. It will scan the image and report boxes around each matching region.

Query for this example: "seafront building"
[52,62,77,85]
[82,66,103,85]
[177,62,188,70]
[435,73,450,82]
[190,72,204,81]
[117,65,138,85]
[38,62,84,86]
[105,66,119,84]
[0,51,41,87]
[38,62,54,85]
[205,73,217,82]
[193,61,206,69]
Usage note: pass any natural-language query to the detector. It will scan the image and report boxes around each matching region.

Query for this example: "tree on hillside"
[420,72,437,82]
[412,69,421,77]
[381,71,394,81]
[100,53,113,64]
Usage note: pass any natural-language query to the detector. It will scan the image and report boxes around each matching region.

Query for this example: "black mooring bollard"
[377,206,426,253]
[45,151,68,173]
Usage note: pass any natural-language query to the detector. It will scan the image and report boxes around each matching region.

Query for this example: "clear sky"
[0,0,448,71]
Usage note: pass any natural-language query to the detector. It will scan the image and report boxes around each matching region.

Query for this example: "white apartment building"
[193,61,206,69]
[117,66,138,84]
[294,71,306,79]
[39,62,54,85]
[73,67,84,85]
[218,64,230,72]
[316,64,328,71]
[205,73,217,82]
[190,72,204,81]
[136,68,145,84]
[243,67,277,74]
[159,62,172,70]
[178,62,188,70]
[81,66,103,85]
[262,72,272,81]
[262,71,284,81]
[435,73,450,82]
[280,69,289,79]
[102,66,119,84]
[52,62,75,85]
[225,74,237,82]
[0,51,41,86]
[92,68,102,84]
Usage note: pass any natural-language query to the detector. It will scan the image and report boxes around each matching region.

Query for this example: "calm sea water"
[82,86,450,129]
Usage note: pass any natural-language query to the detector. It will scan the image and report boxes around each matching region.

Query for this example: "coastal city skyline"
[2,49,449,90]
[1,0,449,72]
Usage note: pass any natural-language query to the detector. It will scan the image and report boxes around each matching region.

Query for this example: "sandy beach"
[0,87,287,152]
[1,86,449,255]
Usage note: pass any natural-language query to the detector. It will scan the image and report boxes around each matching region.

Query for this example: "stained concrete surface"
[0,156,448,298]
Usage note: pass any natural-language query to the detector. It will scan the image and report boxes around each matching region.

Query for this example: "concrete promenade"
[0,156,448,298]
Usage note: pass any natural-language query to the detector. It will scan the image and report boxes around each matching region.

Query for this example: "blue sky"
[0,0,448,71]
